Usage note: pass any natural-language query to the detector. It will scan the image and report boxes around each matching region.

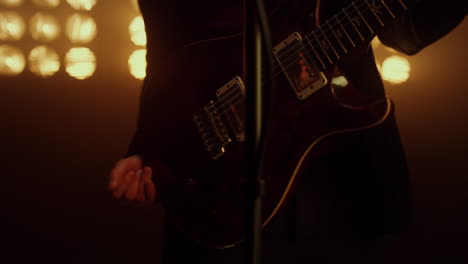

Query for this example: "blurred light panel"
[381,55,411,84]
[0,11,26,41]
[0,0,23,7]
[28,45,60,77]
[66,0,96,11]
[30,13,60,42]
[0,45,25,76]
[66,13,96,44]
[32,0,60,8]
[65,47,96,79]
[128,49,146,80]
[129,16,146,47]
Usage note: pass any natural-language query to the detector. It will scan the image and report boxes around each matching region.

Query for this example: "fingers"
[113,170,136,199]
[108,156,141,190]
[125,169,143,201]
[142,166,156,204]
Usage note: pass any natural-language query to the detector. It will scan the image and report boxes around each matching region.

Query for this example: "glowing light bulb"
[129,16,146,47]
[65,47,96,80]
[32,0,60,8]
[128,49,146,80]
[28,45,60,77]
[29,12,60,42]
[66,13,97,44]
[0,0,23,7]
[381,55,411,84]
[0,44,25,76]
[0,11,26,41]
[66,0,96,11]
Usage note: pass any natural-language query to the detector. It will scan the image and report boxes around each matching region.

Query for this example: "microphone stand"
[243,1,264,264]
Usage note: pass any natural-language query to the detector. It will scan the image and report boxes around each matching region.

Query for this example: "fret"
[398,0,408,10]
[365,0,384,26]
[305,37,326,69]
[352,1,374,34]
[343,7,364,41]
[320,27,340,60]
[312,31,333,64]
[327,21,348,54]
[381,0,395,18]
[334,14,356,48]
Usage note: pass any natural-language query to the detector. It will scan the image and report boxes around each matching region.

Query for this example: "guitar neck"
[304,0,410,70]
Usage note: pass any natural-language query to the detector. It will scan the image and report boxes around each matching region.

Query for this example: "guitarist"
[108,0,466,263]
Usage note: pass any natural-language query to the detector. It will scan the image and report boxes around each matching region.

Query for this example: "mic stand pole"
[243,1,264,264]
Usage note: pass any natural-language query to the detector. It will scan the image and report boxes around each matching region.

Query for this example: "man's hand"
[108,155,157,206]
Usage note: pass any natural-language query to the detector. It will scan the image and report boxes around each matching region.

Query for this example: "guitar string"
[194,0,403,147]
[209,0,401,117]
[210,1,378,114]
[210,1,371,111]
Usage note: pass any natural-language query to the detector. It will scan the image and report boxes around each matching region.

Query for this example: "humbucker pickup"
[273,32,328,100]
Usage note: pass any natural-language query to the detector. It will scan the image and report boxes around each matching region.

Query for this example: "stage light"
[128,49,146,80]
[32,0,60,8]
[0,44,25,76]
[381,55,411,84]
[66,0,96,11]
[0,0,23,7]
[0,11,26,41]
[65,47,95,79]
[66,13,96,44]
[28,45,60,77]
[29,12,60,42]
[129,16,146,47]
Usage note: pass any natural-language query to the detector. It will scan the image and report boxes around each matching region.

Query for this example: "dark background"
[1,1,467,263]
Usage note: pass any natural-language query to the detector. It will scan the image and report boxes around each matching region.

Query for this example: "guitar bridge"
[273,32,328,100]
[193,77,246,160]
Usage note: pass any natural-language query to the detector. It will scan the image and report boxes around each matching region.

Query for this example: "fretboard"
[303,0,409,70]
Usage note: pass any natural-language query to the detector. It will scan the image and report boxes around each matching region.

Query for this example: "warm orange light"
[28,45,60,77]
[0,0,23,7]
[0,44,25,76]
[128,49,146,80]
[381,55,411,84]
[130,0,140,12]
[65,47,96,80]
[66,13,97,44]
[129,16,146,47]
[29,12,60,42]
[371,37,381,50]
[66,0,96,11]
[32,0,60,8]
[0,11,26,41]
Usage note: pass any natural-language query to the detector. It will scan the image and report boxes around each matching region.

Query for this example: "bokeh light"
[32,0,60,8]
[0,0,23,7]
[66,0,96,11]
[28,45,60,77]
[65,47,96,79]
[0,11,26,41]
[129,16,146,47]
[30,13,60,42]
[66,13,97,44]
[128,49,146,80]
[381,55,411,84]
[0,44,25,76]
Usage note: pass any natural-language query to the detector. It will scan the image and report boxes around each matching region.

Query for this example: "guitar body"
[150,0,397,248]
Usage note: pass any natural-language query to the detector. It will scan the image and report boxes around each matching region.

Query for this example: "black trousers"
[162,110,411,264]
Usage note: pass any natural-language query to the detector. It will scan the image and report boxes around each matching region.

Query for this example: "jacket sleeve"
[125,0,184,165]
[377,0,466,55]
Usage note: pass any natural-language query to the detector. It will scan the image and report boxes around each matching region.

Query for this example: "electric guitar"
[150,0,411,248]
